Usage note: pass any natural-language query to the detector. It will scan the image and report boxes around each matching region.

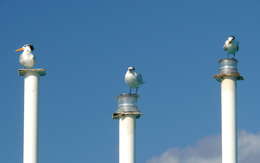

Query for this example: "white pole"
[113,93,142,163]
[23,71,39,163]
[19,69,46,163]
[215,58,243,163]
[119,115,136,163]
[221,77,237,163]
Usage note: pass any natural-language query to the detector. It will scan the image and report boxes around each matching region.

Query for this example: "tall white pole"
[119,115,136,163]
[19,69,46,163]
[113,94,142,163]
[214,58,243,163]
[221,77,237,163]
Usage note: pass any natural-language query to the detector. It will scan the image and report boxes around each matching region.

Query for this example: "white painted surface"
[119,115,136,163]
[23,71,39,163]
[221,77,237,163]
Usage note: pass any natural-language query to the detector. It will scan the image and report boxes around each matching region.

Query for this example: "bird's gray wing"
[137,73,144,84]
[32,54,36,66]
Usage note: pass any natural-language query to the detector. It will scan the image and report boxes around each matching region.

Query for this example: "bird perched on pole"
[125,66,144,94]
[223,36,239,58]
[16,44,35,68]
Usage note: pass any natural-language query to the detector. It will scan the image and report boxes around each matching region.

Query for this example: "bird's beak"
[16,47,24,52]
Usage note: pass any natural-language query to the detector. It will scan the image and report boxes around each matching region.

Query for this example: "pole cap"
[18,68,47,76]
[112,93,142,119]
[213,58,244,81]
[219,58,238,74]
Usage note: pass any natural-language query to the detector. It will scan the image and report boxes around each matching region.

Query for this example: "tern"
[223,36,239,58]
[16,44,35,68]
[125,66,144,94]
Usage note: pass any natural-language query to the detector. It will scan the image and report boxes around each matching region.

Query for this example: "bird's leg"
[129,88,132,95]
[231,53,235,59]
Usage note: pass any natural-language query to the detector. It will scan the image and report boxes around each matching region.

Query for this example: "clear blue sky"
[1,0,260,162]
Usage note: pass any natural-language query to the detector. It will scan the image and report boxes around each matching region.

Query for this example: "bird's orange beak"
[16,47,24,52]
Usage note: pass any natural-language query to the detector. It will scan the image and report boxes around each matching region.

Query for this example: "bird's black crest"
[28,44,34,51]
[229,35,236,40]
[23,44,34,51]
[129,66,135,70]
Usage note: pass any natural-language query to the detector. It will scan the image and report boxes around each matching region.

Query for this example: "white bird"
[125,66,144,94]
[16,44,35,68]
[223,35,239,58]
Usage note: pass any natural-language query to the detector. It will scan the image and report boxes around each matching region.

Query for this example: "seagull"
[125,66,144,94]
[16,44,35,68]
[223,35,239,58]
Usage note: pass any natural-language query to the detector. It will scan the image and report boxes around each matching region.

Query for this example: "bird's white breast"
[19,53,35,68]
[125,72,140,88]
[224,40,238,54]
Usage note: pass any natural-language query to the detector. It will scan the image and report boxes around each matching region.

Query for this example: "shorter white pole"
[119,115,136,163]
[19,69,46,163]
[23,71,39,163]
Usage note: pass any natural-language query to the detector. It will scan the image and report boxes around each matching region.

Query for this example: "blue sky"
[1,0,260,162]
